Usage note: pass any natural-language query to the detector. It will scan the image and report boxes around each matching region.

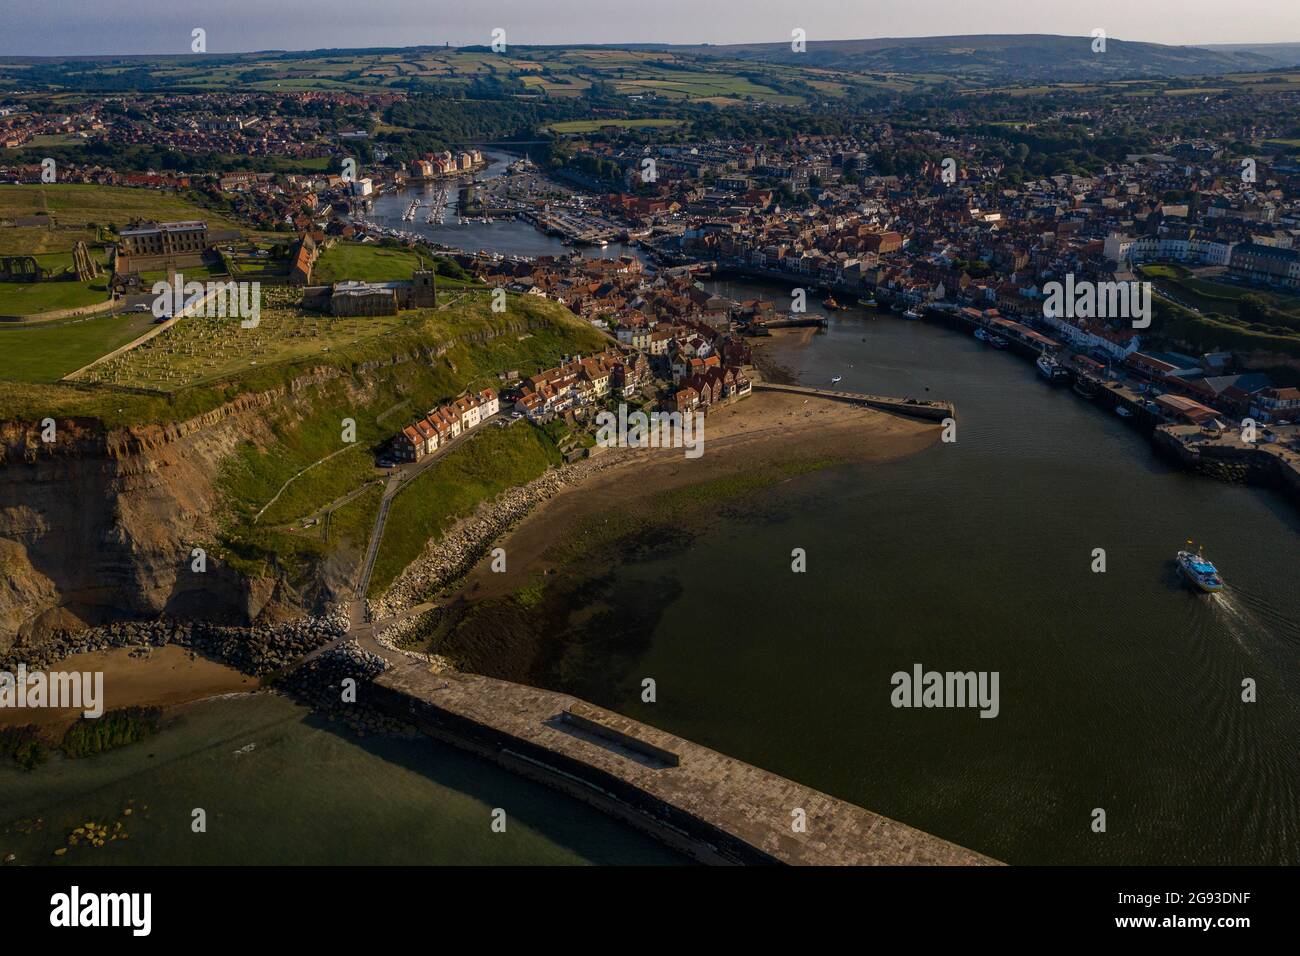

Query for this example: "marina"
[356,151,648,262]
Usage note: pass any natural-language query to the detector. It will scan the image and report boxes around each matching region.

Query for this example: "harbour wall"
[1153,427,1300,504]
[752,381,954,423]
[367,660,998,866]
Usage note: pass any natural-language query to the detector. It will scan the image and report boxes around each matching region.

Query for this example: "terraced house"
[392,388,498,462]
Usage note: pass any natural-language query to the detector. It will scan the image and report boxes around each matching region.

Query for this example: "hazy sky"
[6,0,1299,56]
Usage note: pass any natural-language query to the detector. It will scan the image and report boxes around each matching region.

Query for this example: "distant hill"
[651,34,1293,83]
[1200,42,1300,68]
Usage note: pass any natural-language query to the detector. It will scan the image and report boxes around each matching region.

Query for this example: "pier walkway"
[753,381,955,423]
[368,658,998,866]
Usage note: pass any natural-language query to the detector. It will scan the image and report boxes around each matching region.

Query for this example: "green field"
[311,243,425,284]
[1154,300,1300,359]
[548,118,686,133]
[0,184,241,256]
[1142,264,1300,358]
[0,310,156,382]
[0,248,116,317]
[75,306,409,391]
[0,47,903,106]
[0,292,604,427]
[611,70,798,104]
[0,133,86,150]
[0,277,109,317]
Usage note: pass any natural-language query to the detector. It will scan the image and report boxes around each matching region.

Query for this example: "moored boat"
[1073,376,1100,398]
[902,308,922,320]
[1036,353,1070,384]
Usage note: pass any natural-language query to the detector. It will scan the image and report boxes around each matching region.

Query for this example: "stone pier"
[369,660,998,866]
[752,381,955,423]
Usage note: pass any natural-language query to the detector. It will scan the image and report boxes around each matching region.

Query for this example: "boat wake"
[1204,585,1300,660]
[1220,585,1300,646]
[1207,591,1255,654]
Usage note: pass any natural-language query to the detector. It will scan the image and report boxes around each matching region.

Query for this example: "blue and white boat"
[1176,547,1224,593]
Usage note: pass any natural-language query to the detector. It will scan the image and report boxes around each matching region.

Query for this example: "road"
[350,412,507,621]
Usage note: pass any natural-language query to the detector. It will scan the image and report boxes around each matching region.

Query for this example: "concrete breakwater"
[752,381,955,423]
[365,656,998,866]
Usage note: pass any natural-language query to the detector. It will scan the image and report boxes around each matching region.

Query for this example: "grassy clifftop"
[0,291,605,428]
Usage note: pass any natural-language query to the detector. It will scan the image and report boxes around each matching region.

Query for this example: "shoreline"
[370,386,942,687]
[464,389,936,603]
[0,644,258,736]
[372,386,939,623]
[748,327,814,385]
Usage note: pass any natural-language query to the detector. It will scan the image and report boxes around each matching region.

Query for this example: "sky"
[4,0,1299,56]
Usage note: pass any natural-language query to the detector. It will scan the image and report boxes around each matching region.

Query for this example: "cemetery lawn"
[71,308,409,391]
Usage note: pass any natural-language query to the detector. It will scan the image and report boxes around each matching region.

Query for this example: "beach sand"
[457,389,938,605]
[0,645,255,735]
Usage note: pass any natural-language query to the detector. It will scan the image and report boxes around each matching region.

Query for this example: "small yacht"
[902,308,922,320]
[830,376,842,385]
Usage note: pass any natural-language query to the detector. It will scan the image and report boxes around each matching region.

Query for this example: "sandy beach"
[455,388,939,605]
[0,645,255,735]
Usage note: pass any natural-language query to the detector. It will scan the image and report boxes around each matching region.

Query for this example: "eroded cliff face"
[0,385,312,653]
